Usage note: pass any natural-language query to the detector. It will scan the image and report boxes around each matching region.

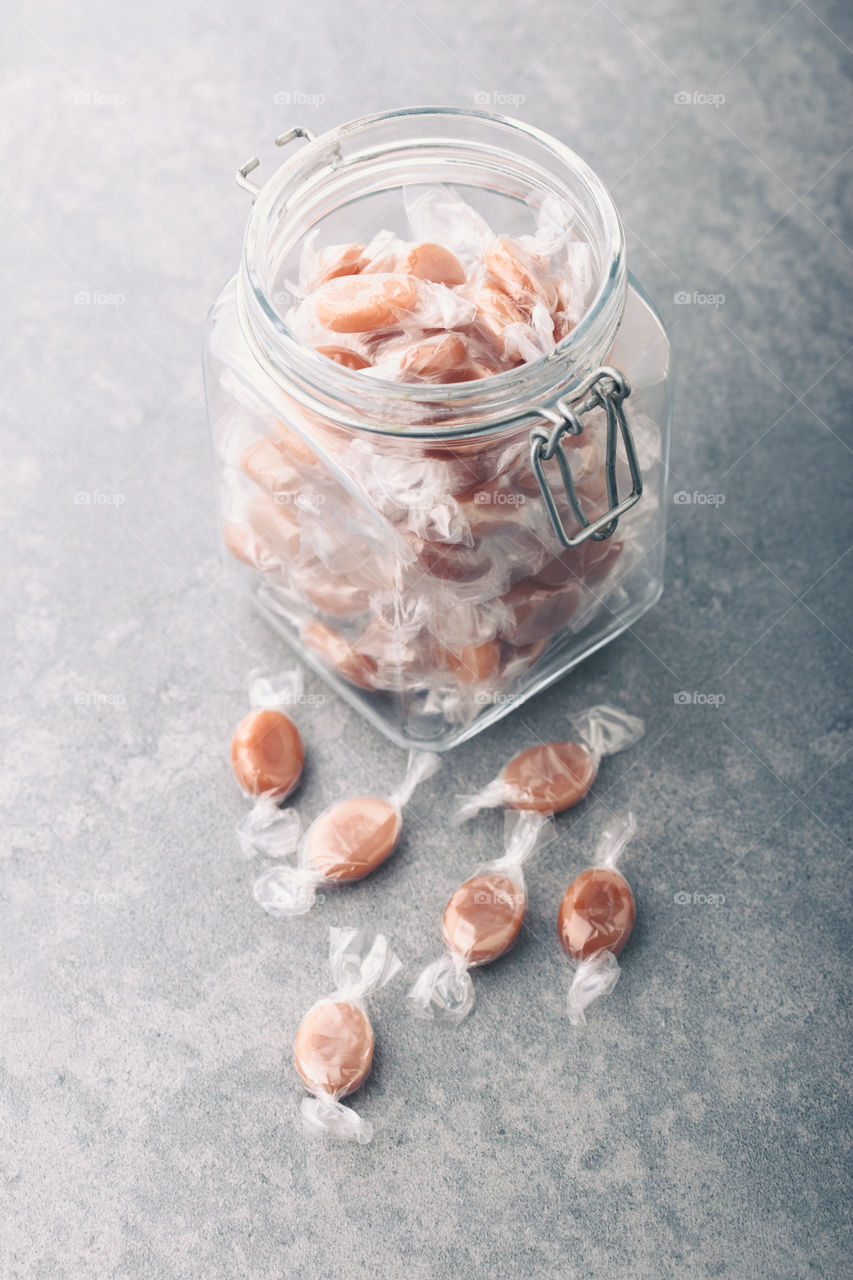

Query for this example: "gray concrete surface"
[2,2,851,1277]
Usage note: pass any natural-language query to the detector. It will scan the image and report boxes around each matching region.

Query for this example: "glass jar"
[204,107,673,751]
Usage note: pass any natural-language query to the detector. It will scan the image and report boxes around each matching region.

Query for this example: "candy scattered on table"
[454,704,645,820]
[230,708,304,799]
[294,928,401,1143]
[249,751,440,917]
[558,813,638,1026]
[408,810,554,1024]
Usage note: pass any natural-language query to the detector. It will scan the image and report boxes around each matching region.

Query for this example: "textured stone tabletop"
[2,2,851,1277]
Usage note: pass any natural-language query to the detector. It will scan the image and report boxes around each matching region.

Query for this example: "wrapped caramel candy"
[294,928,401,1143]
[558,813,637,1025]
[408,810,554,1024]
[454,704,645,821]
[230,670,307,801]
[247,751,440,917]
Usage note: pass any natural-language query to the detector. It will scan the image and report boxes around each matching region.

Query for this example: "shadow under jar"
[204,107,673,750]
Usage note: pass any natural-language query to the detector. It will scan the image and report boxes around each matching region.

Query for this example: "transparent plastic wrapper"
[409,810,554,1024]
[293,928,401,1143]
[454,704,645,821]
[206,109,674,750]
[558,812,637,1025]
[230,669,307,801]
[249,750,440,916]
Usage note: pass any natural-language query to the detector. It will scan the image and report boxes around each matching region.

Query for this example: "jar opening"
[239,107,627,438]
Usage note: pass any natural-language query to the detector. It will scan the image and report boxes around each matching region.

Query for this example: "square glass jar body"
[203,109,673,750]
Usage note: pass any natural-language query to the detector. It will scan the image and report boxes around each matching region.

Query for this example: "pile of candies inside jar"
[220,187,654,728]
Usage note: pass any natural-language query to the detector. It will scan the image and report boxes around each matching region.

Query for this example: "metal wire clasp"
[236,127,318,197]
[529,366,642,548]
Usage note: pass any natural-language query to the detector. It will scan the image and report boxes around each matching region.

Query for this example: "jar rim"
[238,106,627,438]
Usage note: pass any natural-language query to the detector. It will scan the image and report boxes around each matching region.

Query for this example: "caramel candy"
[503,638,547,673]
[501,580,582,648]
[272,416,319,466]
[484,236,557,310]
[314,273,419,333]
[442,872,526,965]
[293,1000,374,1098]
[500,740,597,812]
[399,242,466,286]
[305,797,401,882]
[438,639,501,684]
[350,618,436,689]
[223,522,276,571]
[301,620,377,690]
[313,242,367,286]
[553,309,573,342]
[242,439,301,500]
[415,538,491,585]
[315,345,371,371]
[230,707,305,798]
[248,496,301,564]
[558,867,635,961]
[398,332,468,380]
[582,537,623,586]
[465,358,501,379]
[474,282,527,350]
[292,563,370,619]
[532,536,622,591]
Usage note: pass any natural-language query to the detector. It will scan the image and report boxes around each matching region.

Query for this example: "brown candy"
[532,536,622,591]
[501,580,582,648]
[437,639,502,684]
[248,496,301,564]
[293,1000,374,1098]
[272,417,319,467]
[400,242,466,286]
[223,522,276,571]
[484,236,557,310]
[313,273,419,333]
[315,345,372,371]
[442,871,526,965]
[305,797,401,882]
[312,242,367,286]
[558,867,635,961]
[292,563,370,619]
[397,332,468,380]
[230,707,305,798]
[500,741,597,812]
[242,439,301,500]
[473,282,527,352]
[301,621,378,690]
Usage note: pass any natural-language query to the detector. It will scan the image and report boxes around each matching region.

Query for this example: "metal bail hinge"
[236,127,318,197]
[529,365,643,549]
